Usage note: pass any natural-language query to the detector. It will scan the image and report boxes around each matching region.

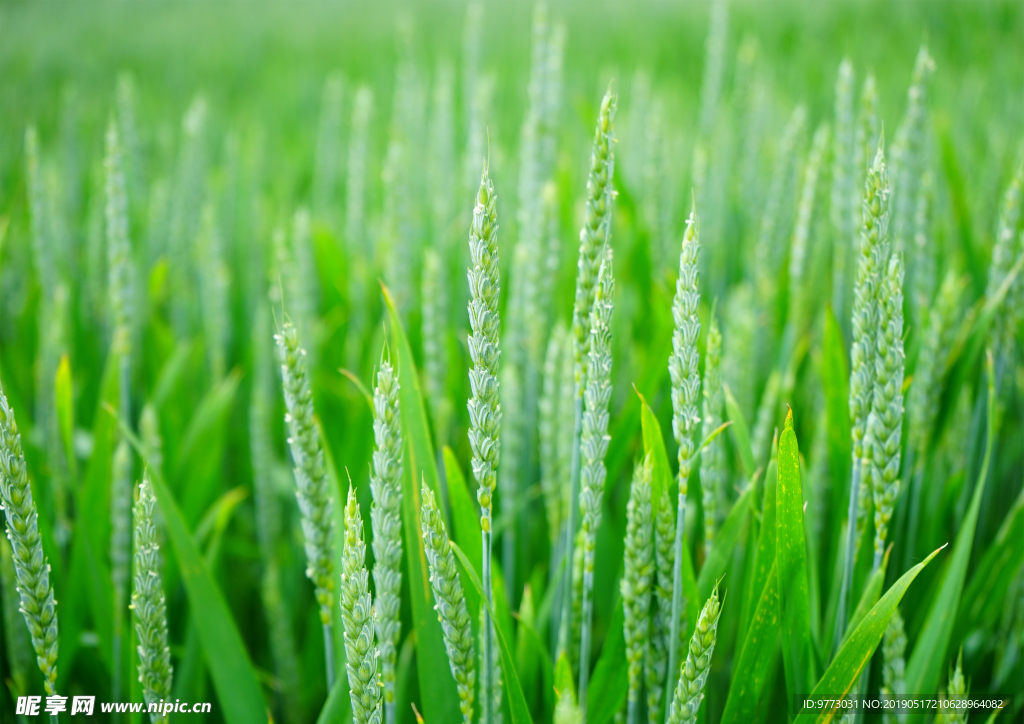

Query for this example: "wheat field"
[0,1,1022,723]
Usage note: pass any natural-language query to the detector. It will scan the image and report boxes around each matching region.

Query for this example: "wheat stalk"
[831,58,856,323]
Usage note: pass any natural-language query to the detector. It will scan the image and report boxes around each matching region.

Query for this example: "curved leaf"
[792,546,944,724]
[724,384,756,478]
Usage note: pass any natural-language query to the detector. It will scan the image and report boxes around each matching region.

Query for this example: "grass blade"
[586,599,627,724]
[777,409,815,714]
[724,384,756,478]
[720,563,780,724]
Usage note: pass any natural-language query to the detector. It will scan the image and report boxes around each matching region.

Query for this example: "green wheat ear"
[421,481,476,724]
[341,486,383,724]
[0,389,59,696]
[666,586,723,724]
[132,473,173,723]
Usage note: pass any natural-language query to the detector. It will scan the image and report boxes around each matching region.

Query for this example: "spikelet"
[622,455,654,712]
[369,357,403,710]
[890,47,935,257]
[132,475,173,722]
[700,315,724,556]
[665,586,723,724]
[867,253,905,564]
[881,608,907,724]
[341,488,383,724]
[0,532,32,696]
[275,322,335,625]
[110,440,133,626]
[697,0,728,135]
[105,118,133,338]
[0,390,59,695]
[421,482,476,724]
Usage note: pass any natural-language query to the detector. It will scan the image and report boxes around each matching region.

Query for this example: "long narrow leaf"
[383,284,463,723]
[720,563,780,724]
[792,546,944,724]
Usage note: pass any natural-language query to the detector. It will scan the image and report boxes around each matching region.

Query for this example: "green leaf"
[955,486,1024,643]
[586,598,628,724]
[701,484,755,602]
[905,360,998,717]
[174,369,242,524]
[443,445,482,627]
[741,459,776,643]
[724,384,756,478]
[721,563,780,724]
[638,390,700,632]
[382,283,463,724]
[515,603,555,715]
[792,546,944,724]
[317,673,354,724]
[451,540,535,724]
[822,310,851,547]
[839,548,889,651]
[777,409,814,714]
[55,354,75,478]
[148,470,269,724]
